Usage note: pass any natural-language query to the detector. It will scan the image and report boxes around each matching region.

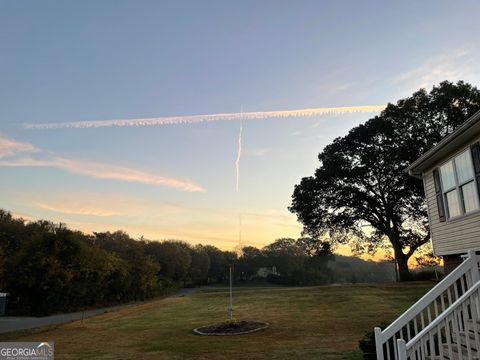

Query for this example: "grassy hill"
[0,282,434,359]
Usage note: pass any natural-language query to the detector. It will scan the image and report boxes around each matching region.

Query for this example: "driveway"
[0,305,125,334]
[0,289,197,334]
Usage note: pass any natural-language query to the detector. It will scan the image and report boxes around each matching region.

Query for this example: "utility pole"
[229,264,233,321]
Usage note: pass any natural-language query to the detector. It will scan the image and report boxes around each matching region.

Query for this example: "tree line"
[0,209,400,316]
[0,209,233,315]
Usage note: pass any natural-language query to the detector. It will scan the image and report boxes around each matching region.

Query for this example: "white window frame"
[439,149,480,220]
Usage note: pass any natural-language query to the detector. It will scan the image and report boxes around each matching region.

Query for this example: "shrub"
[359,322,388,360]
[409,269,443,281]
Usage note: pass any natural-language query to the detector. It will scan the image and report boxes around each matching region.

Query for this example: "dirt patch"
[193,321,269,336]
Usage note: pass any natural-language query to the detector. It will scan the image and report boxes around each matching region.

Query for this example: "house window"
[440,149,479,218]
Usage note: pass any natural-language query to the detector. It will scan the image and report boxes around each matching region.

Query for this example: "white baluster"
[375,327,384,360]
[397,338,407,360]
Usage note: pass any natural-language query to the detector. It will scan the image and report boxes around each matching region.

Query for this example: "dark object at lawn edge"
[193,321,269,336]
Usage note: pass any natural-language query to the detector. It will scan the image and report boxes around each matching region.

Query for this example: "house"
[375,110,480,360]
[256,266,278,278]
[408,110,480,274]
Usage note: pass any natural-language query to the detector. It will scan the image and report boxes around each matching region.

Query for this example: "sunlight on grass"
[0,282,433,359]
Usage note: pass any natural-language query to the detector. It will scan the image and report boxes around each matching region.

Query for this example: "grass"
[0,282,434,359]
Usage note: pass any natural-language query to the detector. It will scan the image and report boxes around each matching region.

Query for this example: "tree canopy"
[0,210,234,315]
[290,81,480,280]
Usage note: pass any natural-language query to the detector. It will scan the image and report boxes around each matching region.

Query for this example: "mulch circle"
[193,321,269,336]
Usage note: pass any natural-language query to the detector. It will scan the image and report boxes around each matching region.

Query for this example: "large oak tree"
[290,81,480,281]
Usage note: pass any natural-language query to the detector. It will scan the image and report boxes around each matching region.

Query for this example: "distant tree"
[290,81,480,281]
[203,245,228,282]
[5,223,102,314]
[237,246,264,280]
[93,231,161,300]
[224,251,238,265]
[0,211,14,290]
[263,238,305,276]
[0,246,4,290]
[296,237,333,257]
[297,237,334,276]
[415,253,441,268]
[0,210,28,254]
[188,245,210,285]
[93,231,141,257]
[145,240,191,282]
[94,251,130,303]
[223,251,238,280]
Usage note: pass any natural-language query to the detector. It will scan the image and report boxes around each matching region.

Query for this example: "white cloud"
[244,148,271,157]
[0,136,39,158]
[0,135,205,192]
[31,193,188,218]
[394,47,479,90]
[35,202,125,217]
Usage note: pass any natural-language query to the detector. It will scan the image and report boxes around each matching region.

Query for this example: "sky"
[1,1,480,254]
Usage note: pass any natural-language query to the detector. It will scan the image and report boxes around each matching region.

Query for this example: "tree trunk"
[394,249,410,281]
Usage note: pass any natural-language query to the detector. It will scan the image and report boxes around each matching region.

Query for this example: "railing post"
[468,250,480,284]
[374,327,384,360]
[397,338,407,360]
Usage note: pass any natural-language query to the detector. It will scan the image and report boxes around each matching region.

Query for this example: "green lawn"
[0,282,434,359]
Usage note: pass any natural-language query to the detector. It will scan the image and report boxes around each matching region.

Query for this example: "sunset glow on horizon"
[2,1,480,261]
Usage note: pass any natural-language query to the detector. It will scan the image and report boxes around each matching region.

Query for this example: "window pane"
[440,161,456,190]
[461,181,479,213]
[455,151,475,184]
[446,190,461,218]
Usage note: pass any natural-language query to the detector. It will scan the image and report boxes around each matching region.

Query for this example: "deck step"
[426,356,480,360]
[423,343,480,360]
[441,343,479,360]
[466,319,480,333]
[452,330,480,350]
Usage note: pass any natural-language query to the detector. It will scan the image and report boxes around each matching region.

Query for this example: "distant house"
[256,266,278,278]
[374,110,480,360]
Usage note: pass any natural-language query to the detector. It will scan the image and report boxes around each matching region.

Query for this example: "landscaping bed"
[193,321,269,336]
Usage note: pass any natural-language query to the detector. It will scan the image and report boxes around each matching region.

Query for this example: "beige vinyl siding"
[424,138,480,256]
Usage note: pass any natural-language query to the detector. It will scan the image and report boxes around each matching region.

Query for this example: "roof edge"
[407,109,480,176]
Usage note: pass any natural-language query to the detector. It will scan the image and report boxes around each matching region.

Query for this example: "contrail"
[23,105,386,130]
[235,121,243,193]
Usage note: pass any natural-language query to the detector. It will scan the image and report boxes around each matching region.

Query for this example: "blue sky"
[1,1,480,251]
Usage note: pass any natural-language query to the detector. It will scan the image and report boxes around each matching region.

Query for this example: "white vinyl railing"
[398,281,480,360]
[375,250,480,360]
